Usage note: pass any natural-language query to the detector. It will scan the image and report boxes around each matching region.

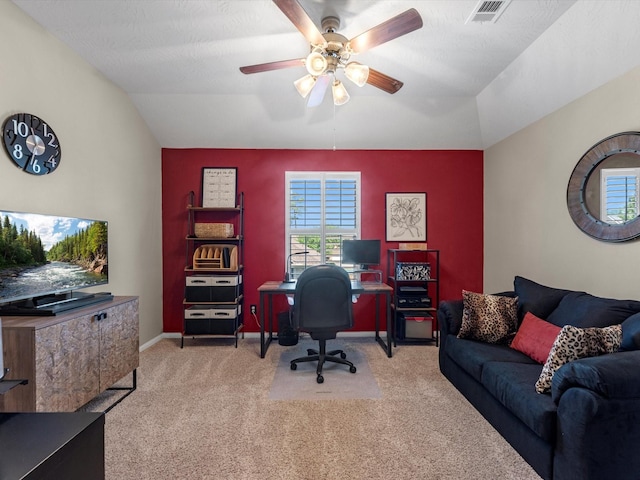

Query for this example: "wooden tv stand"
[0,296,139,412]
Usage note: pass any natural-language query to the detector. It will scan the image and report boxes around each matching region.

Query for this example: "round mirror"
[567,132,640,242]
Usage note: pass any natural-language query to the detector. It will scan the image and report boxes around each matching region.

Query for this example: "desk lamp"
[284,251,309,283]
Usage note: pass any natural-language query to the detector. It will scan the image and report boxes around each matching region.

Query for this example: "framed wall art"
[201,167,237,208]
[385,192,427,242]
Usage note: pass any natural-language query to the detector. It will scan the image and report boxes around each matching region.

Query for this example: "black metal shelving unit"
[182,191,245,347]
[387,249,440,346]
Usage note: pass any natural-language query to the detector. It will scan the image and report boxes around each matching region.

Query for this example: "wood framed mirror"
[567,132,640,242]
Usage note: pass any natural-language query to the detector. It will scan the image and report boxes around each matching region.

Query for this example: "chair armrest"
[552,350,640,403]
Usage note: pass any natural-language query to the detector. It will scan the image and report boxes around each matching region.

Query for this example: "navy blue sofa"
[437,276,640,480]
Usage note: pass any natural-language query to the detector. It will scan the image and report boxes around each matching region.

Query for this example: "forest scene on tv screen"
[0,211,108,303]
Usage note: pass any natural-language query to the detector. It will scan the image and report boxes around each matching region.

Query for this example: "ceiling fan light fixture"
[332,80,350,105]
[305,51,327,76]
[344,62,370,87]
[239,5,424,103]
[294,74,316,98]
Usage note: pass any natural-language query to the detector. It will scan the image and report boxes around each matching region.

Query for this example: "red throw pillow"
[510,312,562,363]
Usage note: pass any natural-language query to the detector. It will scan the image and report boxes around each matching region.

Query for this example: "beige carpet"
[91,337,542,480]
[269,338,381,400]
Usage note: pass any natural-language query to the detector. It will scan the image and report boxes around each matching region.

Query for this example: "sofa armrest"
[437,300,464,336]
[552,350,640,403]
[553,352,640,479]
[437,291,516,337]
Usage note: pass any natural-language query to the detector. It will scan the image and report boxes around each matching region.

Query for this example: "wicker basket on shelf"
[194,223,234,238]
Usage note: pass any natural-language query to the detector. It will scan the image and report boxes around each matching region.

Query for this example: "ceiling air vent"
[465,0,512,24]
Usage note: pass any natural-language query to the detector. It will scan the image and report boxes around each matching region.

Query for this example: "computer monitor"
[342,239,381,269]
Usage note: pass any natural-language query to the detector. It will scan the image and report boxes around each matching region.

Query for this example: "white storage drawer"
[405,316,433,339]
[184,305,240,336]
[186,275,242,287]
[185,305,238,319]
[184,275,242,303]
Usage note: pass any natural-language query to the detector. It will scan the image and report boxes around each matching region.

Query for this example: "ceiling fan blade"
[306,75,330,107]
[273,0,326,46]
[348,8,423,54]
[366,68,404,94]
[239,58,304,74]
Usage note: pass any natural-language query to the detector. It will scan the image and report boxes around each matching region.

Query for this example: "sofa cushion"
[458,290,518,344]
[510,312,562,364]
[535,324,623,394]
[546,291,640,329]
[446,335,535,382]
[482,361,557,442]
[621,312,640,351]
[514,276,573,322]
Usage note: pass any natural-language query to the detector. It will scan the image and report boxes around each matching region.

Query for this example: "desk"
[257,280,393,358]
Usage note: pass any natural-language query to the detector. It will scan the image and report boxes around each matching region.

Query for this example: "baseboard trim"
[143,330,379,350]
[139,333,177,351]
[239,331,377,339]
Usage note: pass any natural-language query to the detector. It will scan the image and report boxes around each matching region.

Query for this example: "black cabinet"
[182,191,244,347]
[387,249,440,345]
[0,412,105,479]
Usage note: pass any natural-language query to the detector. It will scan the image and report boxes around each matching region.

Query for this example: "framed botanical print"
[201,167,237,208]
[385,192,427,242]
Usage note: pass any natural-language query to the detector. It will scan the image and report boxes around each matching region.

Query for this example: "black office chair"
[290,264,357,383]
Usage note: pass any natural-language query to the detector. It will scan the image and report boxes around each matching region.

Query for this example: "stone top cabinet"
[0,296,139,412]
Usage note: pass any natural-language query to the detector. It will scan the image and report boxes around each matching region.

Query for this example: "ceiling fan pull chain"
[333,103,337,151]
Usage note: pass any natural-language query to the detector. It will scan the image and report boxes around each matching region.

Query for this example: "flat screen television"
[0,210,111,315]
[342,239,381,269]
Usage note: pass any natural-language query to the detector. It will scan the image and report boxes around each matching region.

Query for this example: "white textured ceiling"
[10,0,612,150]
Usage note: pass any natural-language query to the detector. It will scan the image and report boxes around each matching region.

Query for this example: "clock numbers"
[29,157,42,174]
[42,123,58,148]
[12,119,29,138]
[2,113,61,175]
[46,155,58,169]
[13,144,24,160]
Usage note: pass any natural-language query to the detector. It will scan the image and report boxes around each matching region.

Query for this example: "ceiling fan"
[239,0,423,107]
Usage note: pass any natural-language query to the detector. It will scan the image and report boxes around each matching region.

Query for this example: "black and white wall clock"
[2,112,61,175]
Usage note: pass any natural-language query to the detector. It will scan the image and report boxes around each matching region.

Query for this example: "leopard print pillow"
[535,324,622,394]
[457,290,518,344]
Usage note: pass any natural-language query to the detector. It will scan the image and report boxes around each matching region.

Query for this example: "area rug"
[269,338,381,400]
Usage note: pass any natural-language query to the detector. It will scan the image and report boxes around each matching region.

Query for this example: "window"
[601,168,639,224]
[285,171,361,278]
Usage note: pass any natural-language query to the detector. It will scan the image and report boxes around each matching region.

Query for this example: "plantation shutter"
[601,168,639,224]
[285,172,360,275]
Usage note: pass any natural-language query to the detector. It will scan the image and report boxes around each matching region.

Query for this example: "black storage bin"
[184,305,239,336]
[184,319,236,335]
[185,275,242,303]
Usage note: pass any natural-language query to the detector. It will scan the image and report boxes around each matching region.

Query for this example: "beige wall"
[484,66,640,299]
[0,2,163,344]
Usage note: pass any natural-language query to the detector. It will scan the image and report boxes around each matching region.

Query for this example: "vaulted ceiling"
[12,1,640,150]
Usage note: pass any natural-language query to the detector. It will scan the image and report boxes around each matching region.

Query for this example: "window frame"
[284,171,361,274]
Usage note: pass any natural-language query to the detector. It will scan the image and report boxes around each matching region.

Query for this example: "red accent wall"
[162,149,483,333]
